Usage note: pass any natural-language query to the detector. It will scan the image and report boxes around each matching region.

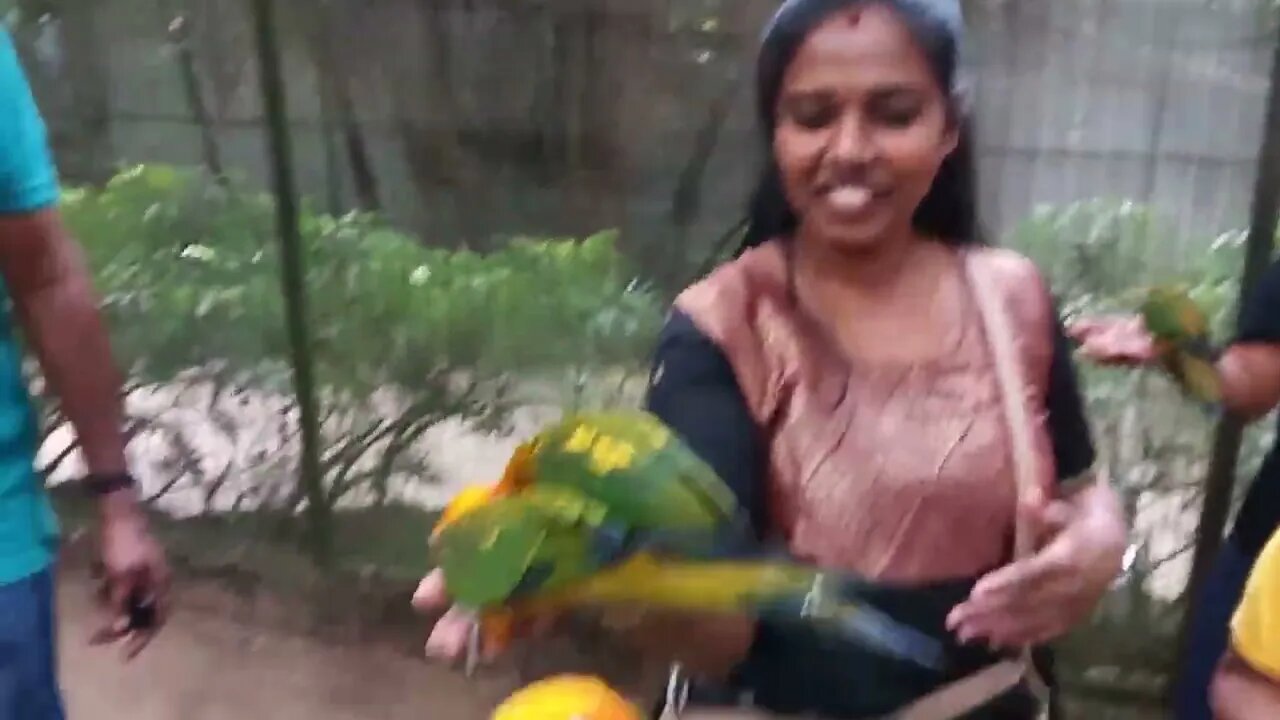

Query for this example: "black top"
[1229,260,1280,558]
[642,306,1095,717]
[645,309,1097,537]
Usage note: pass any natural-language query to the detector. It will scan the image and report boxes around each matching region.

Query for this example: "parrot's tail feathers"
[823,600,949,671]
[761,575,948,672]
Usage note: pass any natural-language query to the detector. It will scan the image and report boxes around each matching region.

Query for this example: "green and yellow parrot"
[429,410,946,673]
[1140,285,1221,405]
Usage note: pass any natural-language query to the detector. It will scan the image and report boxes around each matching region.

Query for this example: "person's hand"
[412,569,557,665]
[92,506,170,660]
[945,493,1126,649]
[412,569,754,677]
[413,569,479,662]
[1066,315,1164,366]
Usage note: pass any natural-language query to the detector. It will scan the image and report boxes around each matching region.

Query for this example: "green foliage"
[1009,198,1245,338]
[61,164,663,393]
[56,164,663,511]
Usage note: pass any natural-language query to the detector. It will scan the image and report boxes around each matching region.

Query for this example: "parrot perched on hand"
[428,410,947,673]
[1140,285,1221,405]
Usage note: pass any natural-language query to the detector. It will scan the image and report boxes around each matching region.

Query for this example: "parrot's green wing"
[1141,285,1221,404]
[430,493,606,608]
[429,499,548,608]
[1142,285,1209,342]
[525,410,739,532]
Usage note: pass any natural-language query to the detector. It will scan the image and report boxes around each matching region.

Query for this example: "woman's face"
[773,4,957,251]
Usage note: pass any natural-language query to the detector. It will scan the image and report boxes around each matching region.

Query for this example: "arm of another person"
[1212,530,1280,719]
[0,32,168,656]
[1070,261,1280,421]
[1220,261,1280,420]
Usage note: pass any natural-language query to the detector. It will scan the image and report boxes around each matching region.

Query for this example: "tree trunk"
[160,1,226,181]
[383,0,488,247]
[249,0,331,568]
[311,0,380,213]
[48,0,114,184]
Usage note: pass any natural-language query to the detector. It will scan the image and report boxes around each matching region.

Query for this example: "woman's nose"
[828,115,875,165]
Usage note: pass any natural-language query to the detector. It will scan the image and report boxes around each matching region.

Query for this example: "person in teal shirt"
[0,30,170,718]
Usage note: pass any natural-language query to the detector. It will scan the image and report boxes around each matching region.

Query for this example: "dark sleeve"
[644,309,767,536]
[1046,312,1097,481]
[1238,260,1280,344]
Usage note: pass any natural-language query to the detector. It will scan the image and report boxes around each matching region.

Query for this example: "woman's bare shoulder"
[674,241,790,343]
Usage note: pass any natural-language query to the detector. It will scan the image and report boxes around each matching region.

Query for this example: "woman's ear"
[941,108,961,157]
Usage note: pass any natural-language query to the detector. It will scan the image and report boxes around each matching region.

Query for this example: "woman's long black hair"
[740,0,982,253]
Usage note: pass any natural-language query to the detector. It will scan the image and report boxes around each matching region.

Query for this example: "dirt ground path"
[56,571,511,720]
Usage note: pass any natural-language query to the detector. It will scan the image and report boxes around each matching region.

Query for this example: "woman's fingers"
[412,569,450,613]
[425,605,476,660]
[954,604,1074,649]
[1064,316,1112,342]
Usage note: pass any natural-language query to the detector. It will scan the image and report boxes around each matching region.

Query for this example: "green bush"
[62,164,663,392]
[1009,198,1248,339]
[55,164,664,510]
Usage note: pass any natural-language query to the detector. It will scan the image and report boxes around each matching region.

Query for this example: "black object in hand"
[125,588,157,631]
[91,560,157,631]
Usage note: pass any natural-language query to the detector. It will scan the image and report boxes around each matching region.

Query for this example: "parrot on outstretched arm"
[428,410,948,675]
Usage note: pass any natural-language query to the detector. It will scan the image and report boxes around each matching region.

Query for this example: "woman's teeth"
[827,185,873,213]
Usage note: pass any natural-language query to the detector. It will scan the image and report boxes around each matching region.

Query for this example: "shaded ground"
[58,568,511,720]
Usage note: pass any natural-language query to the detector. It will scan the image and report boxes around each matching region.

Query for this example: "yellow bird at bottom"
[492,674,641,720]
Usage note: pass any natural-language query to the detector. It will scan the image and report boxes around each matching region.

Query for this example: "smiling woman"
[636,0,1126,717]
[770,5,957,250]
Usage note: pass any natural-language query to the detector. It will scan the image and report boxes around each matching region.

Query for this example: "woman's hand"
[945,482,1127,648]
[1066,315,1163,366]
[413,569,755,677]
[412,569,478,662]
[412,569,557,664]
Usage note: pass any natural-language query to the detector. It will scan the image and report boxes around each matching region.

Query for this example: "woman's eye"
[870,96,923,128]
[784,99,839,130]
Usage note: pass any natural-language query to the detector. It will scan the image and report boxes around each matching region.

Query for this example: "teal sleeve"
[0,31,59,214]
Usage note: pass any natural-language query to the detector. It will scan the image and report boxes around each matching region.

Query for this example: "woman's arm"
[621,310,766,679]
[645,311,767,536]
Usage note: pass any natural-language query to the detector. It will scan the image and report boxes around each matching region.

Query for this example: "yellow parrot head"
[430,439,539,540]
[491,675,641,720]
[431,485,498,540]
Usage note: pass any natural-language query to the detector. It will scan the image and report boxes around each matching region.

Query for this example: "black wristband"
[82,472,137,497]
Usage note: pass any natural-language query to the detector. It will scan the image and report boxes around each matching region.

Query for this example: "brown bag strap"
[665,660,1028,720]
[857,252,1050,720]
[960,251,1048,701]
